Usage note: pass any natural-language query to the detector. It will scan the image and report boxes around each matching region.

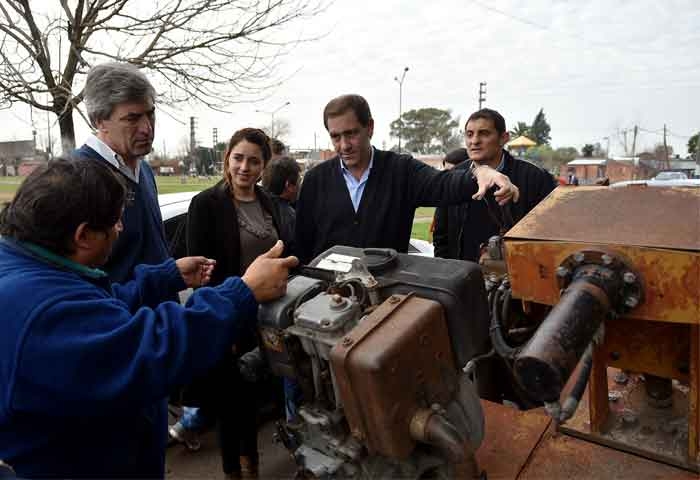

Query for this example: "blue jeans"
[284,378,303,422]
[180,406,215,432]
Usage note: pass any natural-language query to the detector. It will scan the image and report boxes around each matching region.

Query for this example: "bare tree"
[261,117,291,140]
[0,0,325,152]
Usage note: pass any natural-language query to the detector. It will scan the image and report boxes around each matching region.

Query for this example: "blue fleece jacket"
[0,239,257,478]
[73,145,170,283]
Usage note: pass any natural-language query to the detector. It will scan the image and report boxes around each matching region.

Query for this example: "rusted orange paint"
[507,186,700,252]
[604,317,690,383]
[505,241,700,325]
[690,325,699,461]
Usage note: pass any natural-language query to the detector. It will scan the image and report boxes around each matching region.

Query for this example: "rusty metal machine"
[498,185,700,474]
[256,184,698,479]
[258,247,489,479]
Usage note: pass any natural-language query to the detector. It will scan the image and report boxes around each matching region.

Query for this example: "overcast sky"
[1,0,698,157]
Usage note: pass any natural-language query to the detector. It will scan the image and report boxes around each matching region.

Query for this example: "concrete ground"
[166,421,297,480]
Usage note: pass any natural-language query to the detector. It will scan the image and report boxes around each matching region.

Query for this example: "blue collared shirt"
[340,146,375,212]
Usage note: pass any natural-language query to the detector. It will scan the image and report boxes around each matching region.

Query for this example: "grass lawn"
[411,221,432,242]
[414,206,435,219]
[155,176,218,194]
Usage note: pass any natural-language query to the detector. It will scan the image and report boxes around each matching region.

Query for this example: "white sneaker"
[168,421,202,451]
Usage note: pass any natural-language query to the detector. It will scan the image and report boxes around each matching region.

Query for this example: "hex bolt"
[624,296,639,308]
[601,254,613,265]
[556,266,569,278]
[623,272,636,284]
[388,295,401,304]
[330,294,343,305]
[342,337,353,347]
[573,252,585,264]
[320,319,331,327]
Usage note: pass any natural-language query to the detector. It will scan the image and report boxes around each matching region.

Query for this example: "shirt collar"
[473,151,506,172]
[495,151,506,172]
[85,134,141,183]
[339,146,375,177]
[2,238,107,279]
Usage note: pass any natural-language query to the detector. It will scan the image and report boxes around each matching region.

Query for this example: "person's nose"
[339,135,352,152]
[137,115,154,136]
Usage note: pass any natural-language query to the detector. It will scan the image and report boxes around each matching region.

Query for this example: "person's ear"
[72,222,93,253]
[367,118,374,139]
[500,132,510,147]
[95,118,108,134]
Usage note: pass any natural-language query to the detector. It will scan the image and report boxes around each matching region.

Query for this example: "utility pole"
[603,136,610,160]
[394,67,409,153]
[189,116,197,174]
[212,127,219,174]
[663,124,669,170]
[631,125,638,158]
[256,101,290,139]
[619,129,628,156]
[478,82,487,109]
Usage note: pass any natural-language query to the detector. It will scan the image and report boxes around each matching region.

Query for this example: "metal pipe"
[410,409,465,463]
[514,265,621,403]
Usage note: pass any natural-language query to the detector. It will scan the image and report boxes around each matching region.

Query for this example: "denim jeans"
[180,406,214,432]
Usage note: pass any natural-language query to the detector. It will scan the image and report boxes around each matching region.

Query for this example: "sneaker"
[168,421,202,451]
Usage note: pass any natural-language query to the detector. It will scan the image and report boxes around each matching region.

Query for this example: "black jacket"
[295,149,480,264]
[181,180,284,407]
[186,180,285,285]
[433,151,556,262]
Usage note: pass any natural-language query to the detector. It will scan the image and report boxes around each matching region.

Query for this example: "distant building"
[606,158,658,183]
[0,139,46,176]
[565,158,607,185]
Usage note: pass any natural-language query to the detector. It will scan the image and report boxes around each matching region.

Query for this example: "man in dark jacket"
[0,158,297,478]
[262,155,301,246]
[433,109,556,262]
[295,94,520,264]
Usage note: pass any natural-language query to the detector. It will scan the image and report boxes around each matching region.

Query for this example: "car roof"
[158,191,199,221]
[611,179,700,188]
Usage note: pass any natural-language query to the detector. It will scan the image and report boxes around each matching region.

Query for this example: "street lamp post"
[256,101,290,138]
[394,66,409,153]
[603,136,610,160]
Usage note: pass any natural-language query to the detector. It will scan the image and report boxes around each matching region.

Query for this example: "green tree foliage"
[689,132,699,156]
[390,108,460,154]
[530,108,551,145]
[582,144,595,157]
[509,121,531,138]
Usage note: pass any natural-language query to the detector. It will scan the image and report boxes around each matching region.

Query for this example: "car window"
[164,213,188,259]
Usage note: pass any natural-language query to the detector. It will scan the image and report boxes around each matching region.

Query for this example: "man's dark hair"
[262,156,301,195]
[323,94,373,130]
[0,157,126,255]
[466,108,507,135]
[223,127,272,188]
[270,138,287,156]
[444,147,469,166]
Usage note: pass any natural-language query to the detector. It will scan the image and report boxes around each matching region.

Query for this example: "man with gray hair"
[74,62,167,283]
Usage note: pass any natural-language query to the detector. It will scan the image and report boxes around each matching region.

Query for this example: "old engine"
[258,247,490,479]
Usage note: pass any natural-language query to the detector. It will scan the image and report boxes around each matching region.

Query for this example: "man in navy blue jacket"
[0,158,298,478]
[74,62,168,283]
